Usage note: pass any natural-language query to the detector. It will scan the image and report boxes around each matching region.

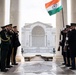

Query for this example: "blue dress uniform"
[60,29,67,65]
[0,26,10,72]
[68,23,76,70]
[64,25,71,67]
[0,39,1,69]
[65,30,71,67]
[12,26,21,65]
[6,24,14,68]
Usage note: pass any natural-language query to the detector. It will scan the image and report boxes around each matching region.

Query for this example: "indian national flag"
[45,0,62,16]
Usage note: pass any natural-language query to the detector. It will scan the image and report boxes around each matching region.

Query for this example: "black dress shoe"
[62,63,66,65]
[12,63,18,65]
[66,64,70,67]
[1,69,8,72]
[70,67,76,70]
[14,63,18,65]
[6,65,13,68]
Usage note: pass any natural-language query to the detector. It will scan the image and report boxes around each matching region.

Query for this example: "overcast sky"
[19,0,56,28]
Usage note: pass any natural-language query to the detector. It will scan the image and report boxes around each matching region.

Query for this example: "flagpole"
[62,8,65,28]
[58,8,65,51]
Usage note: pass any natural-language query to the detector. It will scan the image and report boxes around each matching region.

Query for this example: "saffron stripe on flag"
[45,0,60,8]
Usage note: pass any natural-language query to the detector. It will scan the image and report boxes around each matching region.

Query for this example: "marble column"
[10,0,21,61]
[56,10,63,57]
[0,0,5,27]
[5,0,10,25]
[62,0,67,27]
[71,0,76,23]
[10,0,19,27]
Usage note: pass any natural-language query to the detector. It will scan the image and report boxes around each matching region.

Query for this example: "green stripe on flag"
[48,6,62,16]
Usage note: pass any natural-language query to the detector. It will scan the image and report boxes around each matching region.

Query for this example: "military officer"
[64,25,71,67]
[6,24,14,68]
[0,26,10,72]
[68,23,76,70]
[59,28,67,65]
[11,26,21,65]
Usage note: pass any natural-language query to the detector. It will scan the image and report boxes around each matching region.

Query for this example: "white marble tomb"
[21,21,56,56]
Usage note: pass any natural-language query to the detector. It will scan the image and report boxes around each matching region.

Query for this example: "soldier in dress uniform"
[6,24,14,68]
[0,26,10,72]
[64,25,71,67]
[68,23,76,70]
[0,27,3,69]
[11,26,21,65]
[59,28,67,65]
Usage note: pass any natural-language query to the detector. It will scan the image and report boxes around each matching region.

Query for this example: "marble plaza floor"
[0,56,76,75]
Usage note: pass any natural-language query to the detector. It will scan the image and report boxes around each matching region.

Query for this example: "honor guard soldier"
[11,26,21,65]
[6,24,14,68]
[59,28,67,65]
[68,23,76,70]
[64,25,71,67]
[0,26,10,72]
